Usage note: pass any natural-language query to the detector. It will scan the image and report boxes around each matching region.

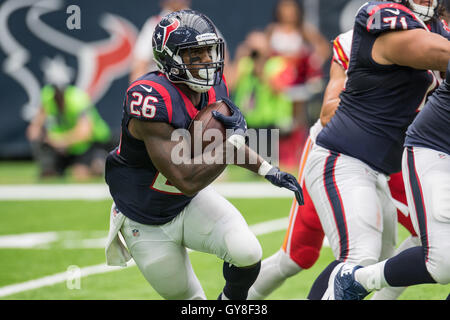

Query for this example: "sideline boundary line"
[0,182,293,200]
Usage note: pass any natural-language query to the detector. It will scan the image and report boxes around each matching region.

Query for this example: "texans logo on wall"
[0,0,139,157]
[0,0,381,158]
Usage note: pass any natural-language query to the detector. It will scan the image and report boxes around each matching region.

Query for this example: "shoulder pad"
[356,1,427,34]
[125,80,173,123]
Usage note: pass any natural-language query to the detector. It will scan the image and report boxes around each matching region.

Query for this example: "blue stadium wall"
[0,0,366,158]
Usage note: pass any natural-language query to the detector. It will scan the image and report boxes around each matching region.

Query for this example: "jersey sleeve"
[332,30,352,71]
[356,2,427,35]
[125,81,172,123]
[435,19,450,41]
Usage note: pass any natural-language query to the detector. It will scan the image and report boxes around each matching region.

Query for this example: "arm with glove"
[212,97,304,205]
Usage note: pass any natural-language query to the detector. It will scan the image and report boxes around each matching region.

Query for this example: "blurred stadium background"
[1,0,449,300]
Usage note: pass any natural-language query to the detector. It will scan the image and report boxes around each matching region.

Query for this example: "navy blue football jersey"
[105,71,229,225]
[428,17,450,40]
[405,76,450,156]
[317,1,437,175]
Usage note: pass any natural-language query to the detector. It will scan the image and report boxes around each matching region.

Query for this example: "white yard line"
[2,217,326,298]
[0,263,131,298]
[0,182,293,200]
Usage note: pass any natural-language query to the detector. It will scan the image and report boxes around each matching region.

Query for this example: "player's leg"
[182,186,262,300]
[388,171,418,237]
[283,137,325,269]
[304,145,384,299]
[248,184,324,299]
[248,137,324,299]
[402,147,450,285]
[371,235,420,299]
[349,147,450,296]
[120,213,206,300]
[247,249,301,300]
[368,171,420,299]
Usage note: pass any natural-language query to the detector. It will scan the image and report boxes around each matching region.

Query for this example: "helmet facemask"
[157,35,225,93]
[386,0,440,22]
[408,0,439,22]
[178,37,224,92]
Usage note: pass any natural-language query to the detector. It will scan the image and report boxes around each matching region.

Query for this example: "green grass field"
[0,198,449,300]
[0,161,449,300]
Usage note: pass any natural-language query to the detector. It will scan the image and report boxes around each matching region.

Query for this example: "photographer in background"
[26,58,111,181]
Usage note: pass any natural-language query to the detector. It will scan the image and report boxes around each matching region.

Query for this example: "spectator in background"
[229,31,294,165]
[265,0,331,170]
[26,77,111,181]
[129,0,191,83]
[267,0,330,66]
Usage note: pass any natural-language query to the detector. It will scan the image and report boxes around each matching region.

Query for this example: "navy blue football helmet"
[387,0,441,21]
[152,10,225,93]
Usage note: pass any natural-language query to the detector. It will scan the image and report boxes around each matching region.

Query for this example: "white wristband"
[258,161,273,176]
[227,134,246,150]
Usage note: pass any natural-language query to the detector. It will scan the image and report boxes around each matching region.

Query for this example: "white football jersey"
[332,29,353,72]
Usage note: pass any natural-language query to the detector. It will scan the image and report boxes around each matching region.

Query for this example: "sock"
[370,235,420,300]
[356,246,436,291]
[247,249,302,300]
[384,246,436,286]
[222,261,261,300]
[355,261,388,291]
[446,293,450,300]
[307,260,340,300]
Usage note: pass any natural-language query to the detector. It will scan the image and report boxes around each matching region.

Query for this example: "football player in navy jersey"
[302,0,450,299]
[329,60,450,300]
[103,10,303,300]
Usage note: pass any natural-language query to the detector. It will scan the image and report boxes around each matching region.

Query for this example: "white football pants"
[402,146,450,284]
[304,144,397,266]
[113,186,262,300]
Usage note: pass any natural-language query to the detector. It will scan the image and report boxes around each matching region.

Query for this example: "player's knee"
[287,219,324,269]
[225,231,262,267]
[426,247,450,284]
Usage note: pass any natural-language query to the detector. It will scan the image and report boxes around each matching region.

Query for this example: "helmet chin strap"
[408,0,437,22]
